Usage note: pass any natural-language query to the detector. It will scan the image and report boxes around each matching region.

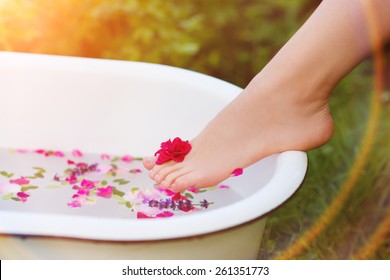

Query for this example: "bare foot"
[142,0,381,191]
[143,74,334,191]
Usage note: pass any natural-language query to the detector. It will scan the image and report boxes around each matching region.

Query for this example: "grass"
[259,60,390,259]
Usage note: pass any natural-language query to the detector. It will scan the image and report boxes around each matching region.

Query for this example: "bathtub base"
[0,218,266,260]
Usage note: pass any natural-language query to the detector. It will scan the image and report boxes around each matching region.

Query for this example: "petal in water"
[231,168,243,177]
[72,149,83,157]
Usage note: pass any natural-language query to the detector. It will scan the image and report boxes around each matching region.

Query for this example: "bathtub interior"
[0,52,307,241]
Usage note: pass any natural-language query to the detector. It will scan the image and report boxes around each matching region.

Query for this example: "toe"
[156,165,182,187]
[171,174,194,192]
[143,156,157,170]
[160,179,172,189]
[160,168,188,189]
[149,161,177,182]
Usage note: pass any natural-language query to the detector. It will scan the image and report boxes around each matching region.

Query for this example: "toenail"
[156,175,164,183]
[171,183,183,192]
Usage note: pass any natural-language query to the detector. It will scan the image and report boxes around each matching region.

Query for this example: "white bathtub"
[0,52,307,259]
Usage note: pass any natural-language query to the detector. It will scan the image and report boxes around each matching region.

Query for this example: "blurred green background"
[1,0,389,259]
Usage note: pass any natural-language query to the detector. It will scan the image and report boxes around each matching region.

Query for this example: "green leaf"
[2,193,14,200]
[34,172,44,178]
[21,185,39,192]
[131,187,139,193]
[119,180,130,185]
[111,157,120,162]
[101,180,108,186]
[0,171,13,178]
[197,189,208,193]
[185,193,194,199]
[110,163,118,169]
[113,194,125,201]
[113,187,125,197]
[125,201,132,209]
[86,197,96,203]
[33,167,46,173]
[11,197,20,202]
[133,157,144,161]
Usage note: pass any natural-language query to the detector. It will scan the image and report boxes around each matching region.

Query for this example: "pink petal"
[72,149,83,157]
[80,179,95,189]
[100,154,111,160]
[154,185,165,192]
[17,192,29,198]
[156,211,174,218]
[165,189,177,196]
[97,164,112,174]
[67,200,82,208]
[154,185,176,196]
[10,177,30,186]
[77,189,90,196]
[66,175,78,184]
[121,155,134,163]
[17,192,30,203]
[137,212,153,219]
[218,185,230,189]
[231,168,243,177]
[54,151,65,157]
[96,186,113,199]
[187,187,199,193]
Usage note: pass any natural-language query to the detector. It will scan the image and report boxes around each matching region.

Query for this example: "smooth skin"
[144,0,390,191]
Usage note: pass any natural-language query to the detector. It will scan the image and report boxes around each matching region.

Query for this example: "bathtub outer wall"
[0,217,266,259]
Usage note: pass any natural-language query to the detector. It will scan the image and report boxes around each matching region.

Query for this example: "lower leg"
[144,0,390,191]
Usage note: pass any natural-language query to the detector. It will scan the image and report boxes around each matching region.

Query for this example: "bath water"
[0,147,239,219]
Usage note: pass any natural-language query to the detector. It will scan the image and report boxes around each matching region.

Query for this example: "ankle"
[248,66,331,113]
[244,70,334,151]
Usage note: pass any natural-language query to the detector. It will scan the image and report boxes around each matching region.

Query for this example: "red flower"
[154,137,192,165]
